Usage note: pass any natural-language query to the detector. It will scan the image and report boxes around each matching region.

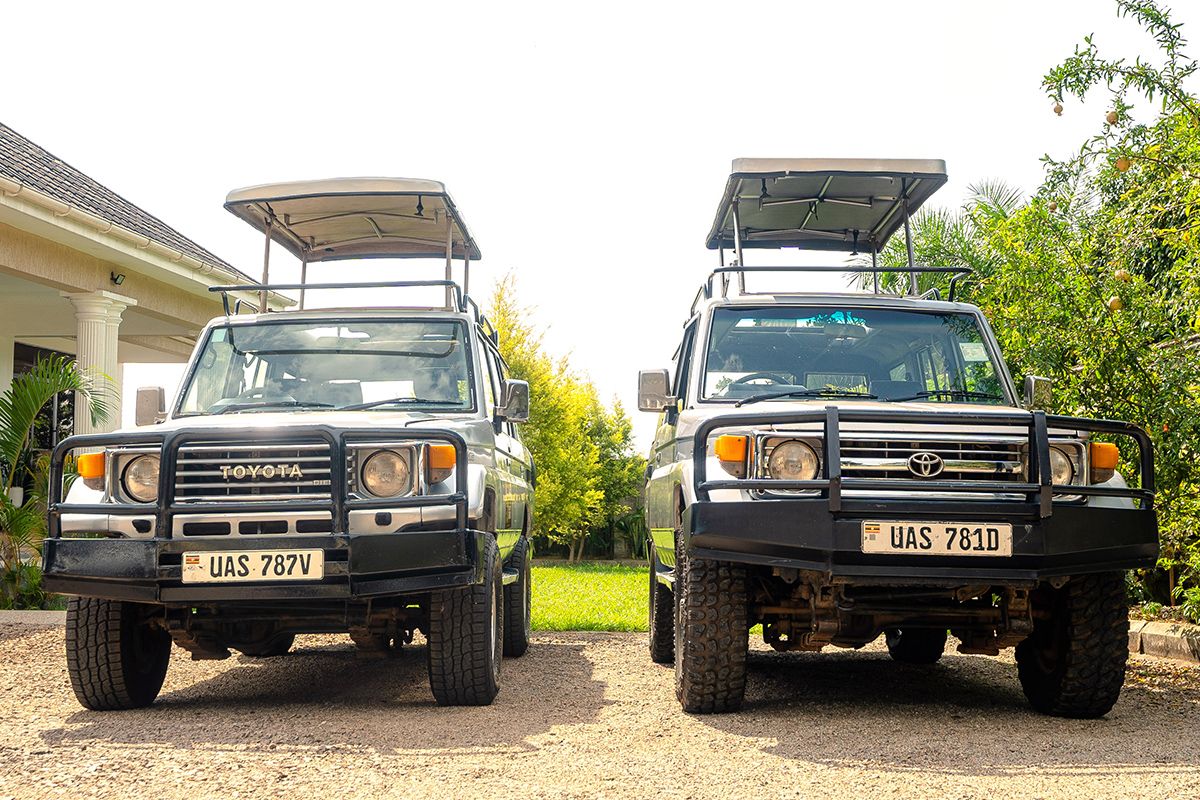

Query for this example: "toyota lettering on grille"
[906,451,945,478]
[220,464,305,480]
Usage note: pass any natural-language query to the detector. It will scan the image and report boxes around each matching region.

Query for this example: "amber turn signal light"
[714,435,749,478]
[426,444,457,485]
[76,451,106,491]
[77,452,105,479]
[1089,441,1119,483]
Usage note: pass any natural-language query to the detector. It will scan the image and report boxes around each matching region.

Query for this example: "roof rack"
[690,266,973,316]
[705,158,956,301]
[207,279,499,335]
[220,177,480,314]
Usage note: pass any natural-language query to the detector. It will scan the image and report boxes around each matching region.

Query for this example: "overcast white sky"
[4,1,1196,445]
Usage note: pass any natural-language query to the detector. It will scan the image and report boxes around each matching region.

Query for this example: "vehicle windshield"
[702,306,1007,404]
[178,319,474,415]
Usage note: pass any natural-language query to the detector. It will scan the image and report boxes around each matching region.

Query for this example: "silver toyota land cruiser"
[42,178,535,709]
[640,159,1157,718]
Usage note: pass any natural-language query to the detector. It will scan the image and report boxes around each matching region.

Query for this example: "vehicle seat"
[870,380,923,400]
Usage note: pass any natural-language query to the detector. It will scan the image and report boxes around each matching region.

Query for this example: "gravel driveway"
[2,620,1198,799]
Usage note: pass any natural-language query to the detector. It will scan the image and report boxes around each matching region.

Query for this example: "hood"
[698,398,1027,416]
[115,410,482,437]
[677,399,1057,438]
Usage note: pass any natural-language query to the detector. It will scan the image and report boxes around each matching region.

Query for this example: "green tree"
[585,397,646,558]
[862,0,1200,609]
[0,356,109,608]
[488,276,603,558]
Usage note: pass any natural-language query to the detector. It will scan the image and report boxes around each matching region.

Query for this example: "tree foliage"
[488,276,645,559]
[870,0,1200,610]
[1,356,109,608]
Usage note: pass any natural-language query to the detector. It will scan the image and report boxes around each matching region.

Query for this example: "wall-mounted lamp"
[110,272,126,286]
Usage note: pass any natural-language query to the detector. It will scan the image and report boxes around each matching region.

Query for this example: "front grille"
[174,441,334,501]
[838,437,1025,482]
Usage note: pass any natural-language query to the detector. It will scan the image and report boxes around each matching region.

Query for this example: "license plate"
[861,521,1013,557]
[181,549,324,583]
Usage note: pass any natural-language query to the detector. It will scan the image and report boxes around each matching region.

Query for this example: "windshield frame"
[694,303,1017,407]
[172,315,480,418]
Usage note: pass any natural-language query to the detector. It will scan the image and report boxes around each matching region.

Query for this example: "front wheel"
[427,537,503,706]
[65,597,171,710]
[675,557,748,714]
[1016,572,1129,718]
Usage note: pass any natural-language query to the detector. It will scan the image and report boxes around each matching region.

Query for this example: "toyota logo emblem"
[907,451,944,478]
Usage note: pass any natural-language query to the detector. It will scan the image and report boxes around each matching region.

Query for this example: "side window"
[477,339,497,414]
[672,322,698,406]
[485,347,514,435]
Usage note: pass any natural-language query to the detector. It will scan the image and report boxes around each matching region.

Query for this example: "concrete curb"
[1130,619,1200,664]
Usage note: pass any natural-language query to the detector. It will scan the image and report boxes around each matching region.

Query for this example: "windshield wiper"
[211,400,335,415]
[887,389,1005,403]
[339,397,464,411]
[734,388,878,407]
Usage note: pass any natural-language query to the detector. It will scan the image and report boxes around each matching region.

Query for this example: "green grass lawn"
[531,562,647,632]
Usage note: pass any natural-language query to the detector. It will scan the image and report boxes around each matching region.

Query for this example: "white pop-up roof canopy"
[219,177,481,311]
[224,177,481,262]
[706,158,948,254]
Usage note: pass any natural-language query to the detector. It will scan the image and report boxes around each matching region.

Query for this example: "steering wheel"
[234,387,295,403]
[731,372,791,386]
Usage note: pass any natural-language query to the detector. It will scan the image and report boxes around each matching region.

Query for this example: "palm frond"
[968,180,1024,221]
[0,356,110,492]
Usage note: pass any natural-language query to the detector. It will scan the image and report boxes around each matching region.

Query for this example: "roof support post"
[871,243,879,294]
[462,252,470,308]
[731,198,747,293]
[444,217,454,309]
[902,179,917,296]
[260,214,272,312]
[731,198,744,268]
[299,253,308,310]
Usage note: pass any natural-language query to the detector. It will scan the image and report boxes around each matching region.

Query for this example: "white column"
[62,291,136,435]
[0,333,13,399]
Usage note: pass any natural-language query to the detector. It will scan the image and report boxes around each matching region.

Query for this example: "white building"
[0,121,285,435]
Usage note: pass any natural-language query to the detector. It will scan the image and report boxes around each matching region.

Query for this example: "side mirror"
[638,369,673,413]
[1023,375,1053,410]
[499,380,530,424]
[135,386,166,426]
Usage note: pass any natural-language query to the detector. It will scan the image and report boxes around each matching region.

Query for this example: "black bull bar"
[693,407,1154,517]
[45,425,471,539]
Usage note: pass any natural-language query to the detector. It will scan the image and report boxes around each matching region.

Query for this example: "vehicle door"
[481,339,528,559]
[645,320,697,568]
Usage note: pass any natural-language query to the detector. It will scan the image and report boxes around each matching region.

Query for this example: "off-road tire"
[648,546,675,664]
[65,597,171,710]
[885,628,947,665]
[237,633,295,658]
[675,557,748,714]
[1016,572,1129,719]
[503,536,532,657]
[427,536,503,706]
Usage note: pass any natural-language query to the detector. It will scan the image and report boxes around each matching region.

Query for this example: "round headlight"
[361,450,410,497]
[1049,447,1075,485]
[767,441,819,481]
[121,455,160,503]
